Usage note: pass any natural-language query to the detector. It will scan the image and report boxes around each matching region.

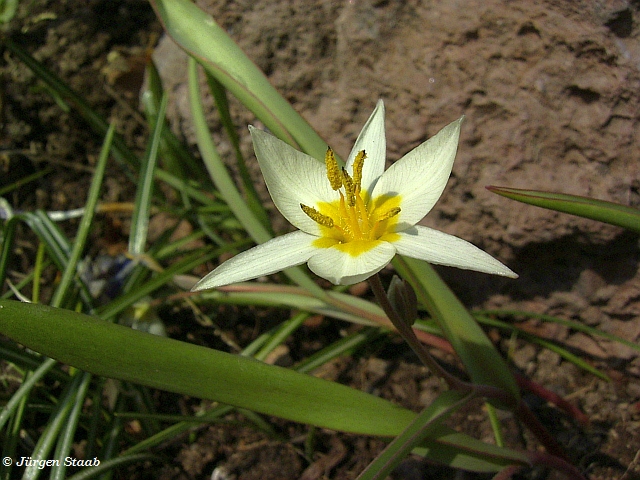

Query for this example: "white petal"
[393,226,518,278]
[250,126,336,234]
[372,117,464,229]
[307,241,397,285]
[346,100,386,194]
[191,231,317,290]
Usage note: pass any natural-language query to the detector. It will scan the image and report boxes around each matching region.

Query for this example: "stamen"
[352,150,366,192]
[301,204,334,227]
[309,147,399,247]
[325,148,342,191]
[377,207,401,222]
[341,168,356,207]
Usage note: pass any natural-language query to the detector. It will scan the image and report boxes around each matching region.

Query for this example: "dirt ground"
[1,0,639,479]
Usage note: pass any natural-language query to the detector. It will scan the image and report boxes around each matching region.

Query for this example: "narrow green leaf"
[187,58,270,246]
[187,57,326,298]
[0,300,530,472]
[19,211,94,307]
[205,73,271,230]
[357,390,476,480]
[23,372,84,480]
[129,96,167,255]
[51,124,115,308]
[195,283,385,327]
[415,427,530,472]
[0,216,20,290]
[0,357,57,432]
[487,186,640,233]
[0,0,18,23]
[149,0,328,160]
[0,165,52,197]
[476,314,610,381]
[476,309,640,354]
[50,373,92,480]
[142,60,208,182]
[0,300,414,437]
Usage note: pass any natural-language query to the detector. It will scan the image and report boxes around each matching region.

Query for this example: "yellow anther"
[309,146,400,247]
[377,207,401,222]
[325,148,342,191]
[341,168,356,206]
[352,150,366,192]
[301,204,334,227]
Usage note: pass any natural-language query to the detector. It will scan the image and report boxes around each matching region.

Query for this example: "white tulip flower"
[193,100,516,289]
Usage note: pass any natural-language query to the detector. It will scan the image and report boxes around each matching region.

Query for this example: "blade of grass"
[154,168,225,207]
[0,165,52,197]
[476,313,610,380]
[0,371,28,480]
[187,57,269,245]
[21,211,71,270]
[195,283,384,327]
[295,328,384,374]
[50,372,92,480]
[31,242,46,303]
[0,215,19,288]
[142,59,209,183]
[476,309,640,354]
[486,403,505,447]
[0,0,18,23]
[0,358,58,432]
[253,311,309,361]
[22,372,85,480]
[129,96,167,255]
[51,124,115,308]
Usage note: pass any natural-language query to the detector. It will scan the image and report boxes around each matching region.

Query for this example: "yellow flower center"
[300,148,401,256]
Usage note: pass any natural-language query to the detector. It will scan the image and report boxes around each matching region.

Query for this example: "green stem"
[368,274,519,408]
[368,274,470,392]
[369,274,577,472]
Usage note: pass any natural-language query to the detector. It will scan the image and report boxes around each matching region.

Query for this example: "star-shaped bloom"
[192,100,516,289]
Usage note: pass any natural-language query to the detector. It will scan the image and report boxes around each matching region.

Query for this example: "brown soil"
[1,0,639,479]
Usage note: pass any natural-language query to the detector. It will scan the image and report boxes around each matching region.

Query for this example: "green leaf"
[51,124,115,308]
[196,282,385,327]
[149,0,328,160]
[187,57,326,298]
[357,390,475,480]
[129,95,167,255]
[0,300,530,472]
[487,186,640,233]
[0,300,413,436]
